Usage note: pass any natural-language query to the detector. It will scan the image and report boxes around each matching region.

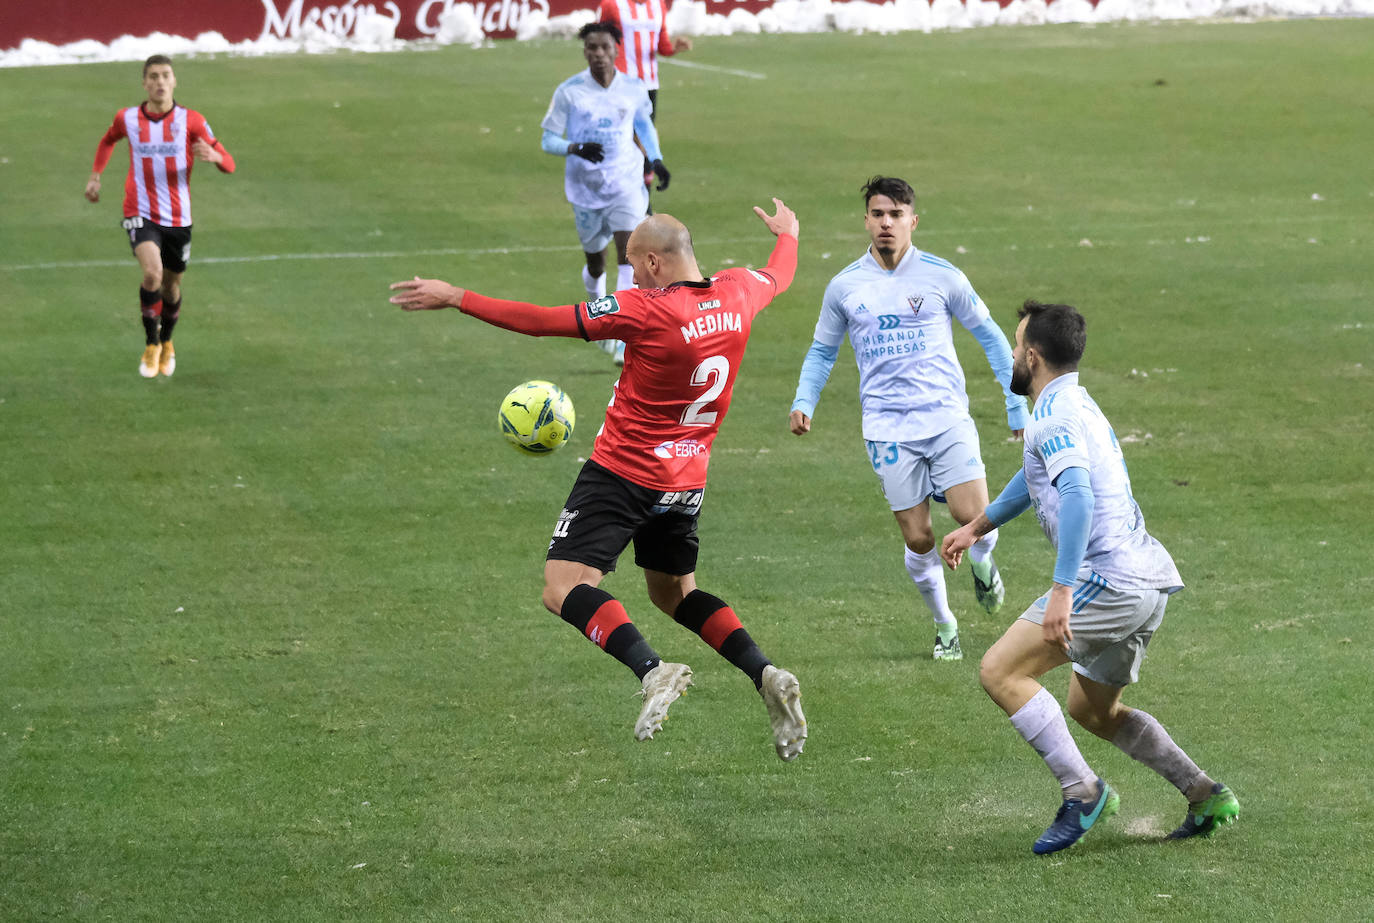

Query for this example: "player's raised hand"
[84,174,101,203]
[389,277,465,311]
[754,198,799,239]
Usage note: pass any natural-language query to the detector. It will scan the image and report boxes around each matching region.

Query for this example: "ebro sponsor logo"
[653,440,706,459]
[134,143,183,157]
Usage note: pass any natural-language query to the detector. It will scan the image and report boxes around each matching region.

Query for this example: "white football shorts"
[1018,571,1169,687]
[571,186,649,253]
[865,416,986,512]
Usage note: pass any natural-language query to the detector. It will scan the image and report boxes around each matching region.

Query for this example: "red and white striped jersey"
[598,0,678,90]
[92,103,235,228]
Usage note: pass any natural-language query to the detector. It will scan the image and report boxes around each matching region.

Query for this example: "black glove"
[569,142,604,163]
[651,159,670,191]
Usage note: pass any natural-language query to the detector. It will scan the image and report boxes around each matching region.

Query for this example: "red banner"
[1,0,781,46]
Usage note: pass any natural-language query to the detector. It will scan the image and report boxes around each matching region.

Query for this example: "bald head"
[626,213,703,289]
[629,214,693,258]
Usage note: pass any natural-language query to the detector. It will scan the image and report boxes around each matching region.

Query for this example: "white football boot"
[760,665,807,761]
[635,662,693,741]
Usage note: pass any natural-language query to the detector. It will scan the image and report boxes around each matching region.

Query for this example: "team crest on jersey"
[587,294,621,318]
[907,294,925,316]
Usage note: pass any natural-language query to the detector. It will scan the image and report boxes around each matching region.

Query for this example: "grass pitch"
[2,19,1373,921]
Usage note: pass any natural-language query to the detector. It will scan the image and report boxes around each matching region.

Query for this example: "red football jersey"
[455,234,797,489]
[578,265,784,491]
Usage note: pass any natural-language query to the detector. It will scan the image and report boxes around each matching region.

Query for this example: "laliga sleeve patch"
[586,294,621,318]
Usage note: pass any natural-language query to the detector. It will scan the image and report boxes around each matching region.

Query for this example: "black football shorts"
[123,217,192,273]
[547,459,703,576]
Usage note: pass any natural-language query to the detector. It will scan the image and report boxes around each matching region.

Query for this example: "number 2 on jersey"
[680,355,729,426]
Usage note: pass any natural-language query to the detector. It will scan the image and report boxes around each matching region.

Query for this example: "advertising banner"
[2,0,779,46]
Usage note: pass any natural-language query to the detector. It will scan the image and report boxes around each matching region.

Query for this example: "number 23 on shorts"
[867,441,898,470]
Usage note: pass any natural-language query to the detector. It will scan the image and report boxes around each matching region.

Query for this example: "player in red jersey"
[85,55,236,378]
[390,200,807,761]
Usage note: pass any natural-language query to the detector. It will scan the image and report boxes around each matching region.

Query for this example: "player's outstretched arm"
[752,198,800,295]
[390,280,583,338]
[941,514,993,571]
[390,277,466,311]
[944,468,1032,569]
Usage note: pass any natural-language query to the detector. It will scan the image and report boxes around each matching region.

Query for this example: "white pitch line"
[0,235,805,272]
[0,232,1105,273]
[660,58,767,80]
[0,244,577,273]
[1,213,1354,273]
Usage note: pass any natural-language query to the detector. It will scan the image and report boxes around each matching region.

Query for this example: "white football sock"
[617,262,634,292]
[1011,687,1097,801]
[968,527,998,566]
[1111,708,1211,799]
[904,547,955,627]
[581,266,605,299]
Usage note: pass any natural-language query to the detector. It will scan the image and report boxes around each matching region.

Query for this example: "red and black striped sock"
[560,584,660,680]
[139,287,162,345]
[673,589,771,688]
[160,297,181,342]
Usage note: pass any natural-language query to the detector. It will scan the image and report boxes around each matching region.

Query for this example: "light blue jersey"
[1023,373,1183,593]
[809,246,1021,441]
[541,70,657,210]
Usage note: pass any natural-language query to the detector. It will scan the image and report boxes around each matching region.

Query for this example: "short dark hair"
[861,176,915,209]
[1018,300,1086,369]
[143,54,173,76]
[579,21,622,44]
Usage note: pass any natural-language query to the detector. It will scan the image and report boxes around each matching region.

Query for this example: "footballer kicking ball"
[497,380,576,456]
